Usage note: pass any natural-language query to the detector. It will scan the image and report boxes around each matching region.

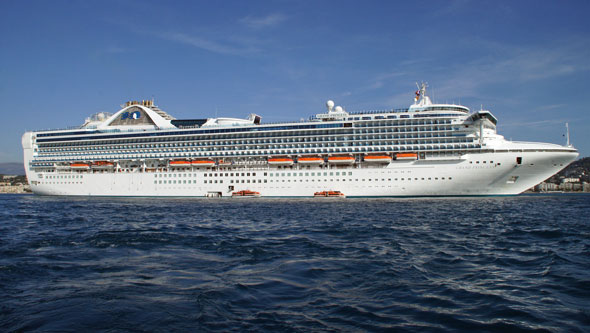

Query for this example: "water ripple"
[0,194,589,332]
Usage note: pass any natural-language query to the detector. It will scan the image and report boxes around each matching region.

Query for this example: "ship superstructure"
[22,84,578,197]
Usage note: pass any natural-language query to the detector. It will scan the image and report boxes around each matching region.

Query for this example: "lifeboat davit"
[327,156,355,165]
[268,158,294,166]
[364,155,392,163]
[395,153,418,160]
[70,163,90,170]
[191,160,216,167]
[297,157,324,165]
[314,190,345,198]
[170,160,191,167]
[232,190,261,197]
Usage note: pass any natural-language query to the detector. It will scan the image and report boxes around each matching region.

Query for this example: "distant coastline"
[0,163,25,176]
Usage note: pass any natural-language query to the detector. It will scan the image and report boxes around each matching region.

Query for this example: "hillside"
[547,157,590,183]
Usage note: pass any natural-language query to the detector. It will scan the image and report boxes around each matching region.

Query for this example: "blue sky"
[1,0,589,163]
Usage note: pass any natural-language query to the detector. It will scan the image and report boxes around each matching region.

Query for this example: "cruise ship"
[22,84,578,197]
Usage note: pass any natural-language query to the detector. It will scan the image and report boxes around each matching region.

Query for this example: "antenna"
[566,122,571,147]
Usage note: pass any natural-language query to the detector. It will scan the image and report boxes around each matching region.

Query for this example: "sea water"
[1,194,589,332]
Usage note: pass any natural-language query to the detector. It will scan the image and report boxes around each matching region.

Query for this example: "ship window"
[516,157,522,164]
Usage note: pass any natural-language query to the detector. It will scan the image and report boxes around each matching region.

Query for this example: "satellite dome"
[334,106,343,113]
[326,100,335,112]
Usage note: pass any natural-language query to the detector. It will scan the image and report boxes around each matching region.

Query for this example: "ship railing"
[34,125,84,132]
[34,109,441,134]
[347,108,409,115]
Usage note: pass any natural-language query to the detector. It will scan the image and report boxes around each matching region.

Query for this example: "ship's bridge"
[406,82,470,114]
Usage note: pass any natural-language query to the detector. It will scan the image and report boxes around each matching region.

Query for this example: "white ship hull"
[23,149,577,197]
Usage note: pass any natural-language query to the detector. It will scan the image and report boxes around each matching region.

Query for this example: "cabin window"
[516,157,522,165]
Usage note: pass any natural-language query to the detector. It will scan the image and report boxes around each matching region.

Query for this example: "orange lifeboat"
[314,190,345,198]
[91,161,115,169]
[170,160,191,167]
[327,156,355,165]
[218,160,231,166]
[232,190,261,197]
[191,160,216,167]
[70,162,90,170]
[268,158,294,166]
[297,157,324,165]
[395,153,418,160]
[364,155,392,163]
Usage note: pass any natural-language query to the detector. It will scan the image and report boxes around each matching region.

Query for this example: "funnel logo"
[121,111,141,120]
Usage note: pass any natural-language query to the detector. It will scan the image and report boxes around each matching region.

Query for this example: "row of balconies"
[38,131,468,152]
[36,122,466,148]
[33,144,482,162]
[37,137,475,156]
